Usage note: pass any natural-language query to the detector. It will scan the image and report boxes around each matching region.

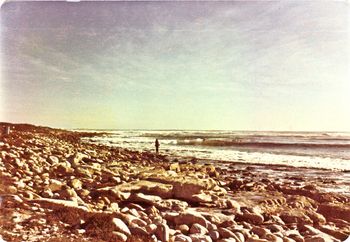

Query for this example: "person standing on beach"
[155,139,160,154]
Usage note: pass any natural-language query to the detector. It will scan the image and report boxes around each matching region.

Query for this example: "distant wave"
[176,139,350,149]
[82,130,350,170]
[142,132,350,140]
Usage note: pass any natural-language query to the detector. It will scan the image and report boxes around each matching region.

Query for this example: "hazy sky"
[1,1,349,130]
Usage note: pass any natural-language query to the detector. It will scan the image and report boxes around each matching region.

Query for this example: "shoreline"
[0,123,349,241]
[81,131,350,172]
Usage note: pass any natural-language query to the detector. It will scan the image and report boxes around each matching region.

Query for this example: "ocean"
[81,130,350,171]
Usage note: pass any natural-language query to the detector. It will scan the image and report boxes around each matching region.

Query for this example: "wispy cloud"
[1,1,349,130]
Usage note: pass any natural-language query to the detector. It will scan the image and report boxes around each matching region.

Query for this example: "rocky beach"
[0,123,349,242]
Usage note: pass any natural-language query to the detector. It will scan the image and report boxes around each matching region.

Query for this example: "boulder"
[318,225,348,241]
[317,203,350,222]
[251,226,269,238]
[27,197,88,222]
[47,155,59,164]
[48,179,64,192]
[156,199,188,211]
[111,231,127,242]
[246,238,269,242]
[57,186,85,204]
[41,188,54,198]
[111,218,131,235]
[280,211,312,224]
[7,185,17,194]
[218,228,237,239]
[70,178,83,190]
[176,224,190,234]
[190,234,212,242]
[305,211,326,225]
[205,213,235,226]
[75,167,93,178]
[174,234,193,242]
[302,225,338,242]
[129,225,149,237]
[78,189,90,197]
[68,152,88,167]
[146,206,161,217]
[285,229,308,240]
[155,223,170,242]
[263,234,283,242]
[206,222,217,231]
[53,162,74,175]
[128,193,162,205]
[145,223,157,234]
[234,232,245,242]
[190,223,208,235]
[172,178,216,202]
[282,238,296,242]
[119,213,147,227]
[226,199,241,213]
[304,235,334,242]
[208,230,220,240]
[236,212,264,225]
[169,162,181,172]
[191,193,213,203]
[212,185,228,196]
[109,202,119,212]
[217,239,237,242]
[97,180,173,199]
[266,224,284,233]
[174,211,208,228]
[144,173,216,202]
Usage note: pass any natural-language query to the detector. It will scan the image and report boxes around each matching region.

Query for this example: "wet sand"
[0,123,349,241]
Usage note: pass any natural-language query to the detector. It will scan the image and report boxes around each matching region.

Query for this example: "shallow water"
[80,130,350,171]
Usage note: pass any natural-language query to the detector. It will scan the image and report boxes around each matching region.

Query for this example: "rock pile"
[0,123,349,241]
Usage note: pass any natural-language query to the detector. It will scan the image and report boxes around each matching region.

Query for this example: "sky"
[0,1,349,130]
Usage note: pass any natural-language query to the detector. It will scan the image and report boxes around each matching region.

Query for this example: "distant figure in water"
[155,139,160,154]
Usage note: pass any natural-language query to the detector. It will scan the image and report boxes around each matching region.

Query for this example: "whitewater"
[81,130,350,171]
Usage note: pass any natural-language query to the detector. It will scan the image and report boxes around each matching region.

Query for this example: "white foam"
[81,130,350,171]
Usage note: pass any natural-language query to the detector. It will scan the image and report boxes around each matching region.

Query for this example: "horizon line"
[1,121,350,133]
